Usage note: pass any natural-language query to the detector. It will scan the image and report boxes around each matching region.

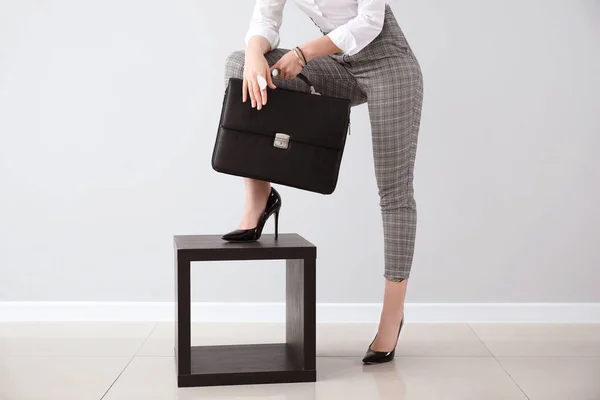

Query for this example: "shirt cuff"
[244,29,280,51]
[327,25,358,55]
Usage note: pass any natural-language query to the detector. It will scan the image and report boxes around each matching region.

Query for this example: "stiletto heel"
[221,187,282,242]
[362,315,404,365]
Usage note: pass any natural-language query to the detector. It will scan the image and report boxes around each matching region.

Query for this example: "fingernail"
[263,99,266,105]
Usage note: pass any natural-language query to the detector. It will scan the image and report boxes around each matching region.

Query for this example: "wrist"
[246,45,264,57]
[246,36,270,56]
[298,44,315,63]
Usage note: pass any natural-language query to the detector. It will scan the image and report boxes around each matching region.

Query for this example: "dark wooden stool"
[173,233,317,387]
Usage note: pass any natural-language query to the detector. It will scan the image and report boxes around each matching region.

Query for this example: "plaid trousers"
[224,6,423,281]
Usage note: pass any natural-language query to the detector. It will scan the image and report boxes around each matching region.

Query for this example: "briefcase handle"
[271,69,321,96]
[296,73,321,96]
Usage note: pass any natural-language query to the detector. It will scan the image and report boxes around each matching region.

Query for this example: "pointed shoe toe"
[362,348,396,364]
[221,229,258,242]
[362,317,404,365]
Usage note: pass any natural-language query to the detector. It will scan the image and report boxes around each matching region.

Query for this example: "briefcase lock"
[274,133,290,149]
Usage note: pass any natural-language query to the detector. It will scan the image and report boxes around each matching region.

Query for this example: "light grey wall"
[1,0,599,304]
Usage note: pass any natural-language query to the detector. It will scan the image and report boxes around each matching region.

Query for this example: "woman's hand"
[243,49,277,110]
[270,50,304,80]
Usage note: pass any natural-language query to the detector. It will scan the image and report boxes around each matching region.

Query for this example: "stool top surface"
[173,233,315,251]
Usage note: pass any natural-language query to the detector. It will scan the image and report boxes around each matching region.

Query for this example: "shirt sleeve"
[327,0,386,56]
[244,0,287,50]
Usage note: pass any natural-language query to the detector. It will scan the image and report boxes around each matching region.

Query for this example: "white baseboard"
[0,302,599,323]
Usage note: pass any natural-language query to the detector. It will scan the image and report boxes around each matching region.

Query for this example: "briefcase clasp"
[274,133,290,149]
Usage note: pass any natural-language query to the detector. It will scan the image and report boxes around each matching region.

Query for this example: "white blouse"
[245,0,389,56]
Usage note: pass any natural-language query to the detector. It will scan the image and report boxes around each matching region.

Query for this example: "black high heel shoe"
[221,187,282,242]
[362,316,404,364]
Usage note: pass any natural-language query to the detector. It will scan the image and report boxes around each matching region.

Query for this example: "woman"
[222,0,423,364]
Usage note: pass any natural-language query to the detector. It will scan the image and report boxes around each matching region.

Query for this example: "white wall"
[1,0,599,305]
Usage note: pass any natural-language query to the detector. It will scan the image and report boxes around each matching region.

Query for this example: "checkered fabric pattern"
[224,6,423,282]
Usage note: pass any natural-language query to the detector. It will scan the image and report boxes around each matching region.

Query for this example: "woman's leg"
[375,280,408,351]
[368,58,423,350]
[237,179,272,229]
[223,49,366,230]
[347,25,424,350]
[366,57,423,350]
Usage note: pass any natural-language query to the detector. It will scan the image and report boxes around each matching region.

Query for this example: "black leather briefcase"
[212,75,351,195]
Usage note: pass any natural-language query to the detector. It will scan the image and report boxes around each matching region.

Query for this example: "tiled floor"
[0,322,599,400]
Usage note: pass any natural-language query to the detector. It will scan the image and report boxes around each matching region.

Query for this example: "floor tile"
[470,323,600,357]
[103,356,526,400]
[0,356,129,400]
[102,356,315,400]
[138,322,489,358]
[0,322,155,357]
[137,322,286,357]
[322,323,490,357]
[318,357,527,400]
[497,357,600,400]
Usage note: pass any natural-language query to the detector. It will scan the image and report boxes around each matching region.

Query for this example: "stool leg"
[175,251,191,377]
[286,258,316,372]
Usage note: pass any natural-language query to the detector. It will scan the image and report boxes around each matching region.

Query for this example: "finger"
[248,79,256,108]
[252,79,262,110]
[242,79,248,103]
[258,73,268,105]
[266,70,277,89]
[261,86,267,106]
